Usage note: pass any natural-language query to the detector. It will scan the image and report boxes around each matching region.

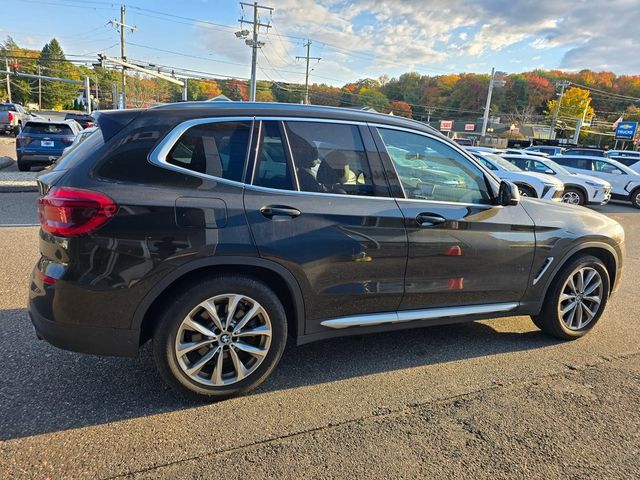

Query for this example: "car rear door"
[371,125,536,311]
[243,119,408,334]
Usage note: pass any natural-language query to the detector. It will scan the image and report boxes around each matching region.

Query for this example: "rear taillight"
[86,122,93,128]
[37,187,118,237]
[16,135,30,147]
[62,137,75,145]
[7,111,13,122]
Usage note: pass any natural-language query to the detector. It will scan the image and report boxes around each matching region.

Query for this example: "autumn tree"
[388,100,412,118]
[546,87,595,123]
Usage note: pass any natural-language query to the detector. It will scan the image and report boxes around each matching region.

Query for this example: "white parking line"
[0,224,39,227]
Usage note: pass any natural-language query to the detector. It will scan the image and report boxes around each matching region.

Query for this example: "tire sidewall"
[549,256,610,338]
[153,276,288,400]
[630,188,640,209]
[564,187,585,205]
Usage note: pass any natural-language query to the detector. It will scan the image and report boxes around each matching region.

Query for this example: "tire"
[153,275,288,401]
[531,255,610,340]
[17,160,29,172]
[517,185,536,198]
[562,187,585,205]
[630,188,640,209]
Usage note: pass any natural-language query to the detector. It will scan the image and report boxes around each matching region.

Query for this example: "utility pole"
[551,80,570,140]
[572,97,591,144]
[5,58,11,103]
[109,5,136,108]
[296,40,321,104]
[38,65,42,109]
[481,67,495,138]
[238,2,273,101]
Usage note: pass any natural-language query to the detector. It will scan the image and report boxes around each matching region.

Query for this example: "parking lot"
[0,140,639,478]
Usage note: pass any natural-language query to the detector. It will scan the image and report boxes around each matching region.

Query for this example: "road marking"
[0,223,38,227]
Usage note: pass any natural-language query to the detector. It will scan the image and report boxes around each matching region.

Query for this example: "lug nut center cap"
[220,334,232,345]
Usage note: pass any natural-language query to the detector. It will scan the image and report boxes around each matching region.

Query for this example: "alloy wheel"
[174,294,272,386]
[557,267,603,330]
[562,191,581,205]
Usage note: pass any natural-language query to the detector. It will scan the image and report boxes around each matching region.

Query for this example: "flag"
[612,115,624,129]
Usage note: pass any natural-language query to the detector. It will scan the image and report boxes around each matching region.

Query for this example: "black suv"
[29,103,625,400]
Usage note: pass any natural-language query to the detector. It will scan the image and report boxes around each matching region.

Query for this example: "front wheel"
[517,185,536,198]
[531,255,610,340]
[17,160,29,172]
[630,188,640,209]
[153,275,287,401]
[562,187,585,205]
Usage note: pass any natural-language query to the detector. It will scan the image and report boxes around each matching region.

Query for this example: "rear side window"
[252,121,294,190]
[167,121,251,182]
[555,156,590,170]
[23,123,72,135]
[285,121,375,196]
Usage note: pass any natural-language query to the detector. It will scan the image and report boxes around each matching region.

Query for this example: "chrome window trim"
[281,121,301,191]
[148,116,255,184]
[370,123,498,207]
[320,302,520,329]
[255,116,368,126]
[243,182,398,201]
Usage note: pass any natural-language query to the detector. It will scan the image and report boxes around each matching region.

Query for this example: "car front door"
[371,126,536,311]
[590,159,629,197]
[243,119,408,334]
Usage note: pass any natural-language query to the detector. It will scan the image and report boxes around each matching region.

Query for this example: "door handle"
[416,213,446,226]
[260,205,301,219]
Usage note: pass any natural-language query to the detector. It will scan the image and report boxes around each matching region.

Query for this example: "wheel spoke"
[183,317,217,338]
[211,347,225,385]
[583,295,601,305]
[561,300,577,316]
[234,325,272,338]
[567,276,577,294]
[583,269,597,290]
[574,302,584,328]
[201,300,225,332]
[226,294,243,329]
[232,303,263,334]
[584,279,602,296]
[582,302,596,321]
[564,301,577,327]
[229,347,249,381]
[186,346,219,376]
[234,341,268,358]
[177,338,216,356]
[560,292,576,302]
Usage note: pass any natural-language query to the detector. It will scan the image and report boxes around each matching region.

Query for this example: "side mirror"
[498,180,520,206]
[612,169,622,175]
[545,169,555,175]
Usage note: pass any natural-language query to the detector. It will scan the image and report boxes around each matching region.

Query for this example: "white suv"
[469,151,564,200]
[502,154,611,206]
[552,155,640,208]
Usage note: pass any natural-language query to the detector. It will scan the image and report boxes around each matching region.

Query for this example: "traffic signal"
[11,62,18,74]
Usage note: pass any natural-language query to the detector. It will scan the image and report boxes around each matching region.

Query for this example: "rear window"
[23,123,73,135]
[53,128,104,171]
[166,121,251,182]
[0,104,17,111]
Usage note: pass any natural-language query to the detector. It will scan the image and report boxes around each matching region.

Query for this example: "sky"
[3,0,640,86]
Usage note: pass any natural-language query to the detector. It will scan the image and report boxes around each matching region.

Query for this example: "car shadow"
[0,307,559,441]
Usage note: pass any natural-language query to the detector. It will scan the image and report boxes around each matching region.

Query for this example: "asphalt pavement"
[0,194,638,479]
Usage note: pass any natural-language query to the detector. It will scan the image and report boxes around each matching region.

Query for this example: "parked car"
[525,145,565,156]
[552,155,640,208]
[29,103,624,400]
[504,148,548,158]
[502,154,611,205]
[563,148,605,157]
[15,119,81,171]
[605,150,640,171]
[466,146,506,154]
[468,150,564,199]
[64,112,95,129]
[62,126,98,155]
[453,138,473,146]
[0,103,31,135]
[605,149,640,159]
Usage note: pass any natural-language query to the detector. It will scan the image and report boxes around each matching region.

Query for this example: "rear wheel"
[531,255,609,340]
[153,275,287,401]
[517,185,536,198]
[562,187,585,205]
[17,160,29,171]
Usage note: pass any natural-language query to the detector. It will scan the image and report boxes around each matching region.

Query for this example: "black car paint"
[29,102,625,357]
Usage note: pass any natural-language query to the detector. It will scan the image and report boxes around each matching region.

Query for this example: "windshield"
[483,153,522,172]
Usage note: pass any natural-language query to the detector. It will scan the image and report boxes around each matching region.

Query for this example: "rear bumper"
[18,153,61,164]
[29,296,140,357]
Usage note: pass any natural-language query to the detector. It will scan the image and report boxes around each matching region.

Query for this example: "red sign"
[464,123,475,131]
[440,120,453,131]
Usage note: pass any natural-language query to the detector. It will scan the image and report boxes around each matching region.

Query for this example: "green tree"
[38,38,77,109]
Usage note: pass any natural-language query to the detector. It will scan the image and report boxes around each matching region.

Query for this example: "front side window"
[378,128,492,204]
[593,160,624,174]
[285,121,376,196]
[166,121,251,181]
